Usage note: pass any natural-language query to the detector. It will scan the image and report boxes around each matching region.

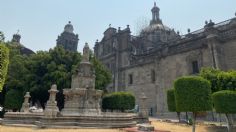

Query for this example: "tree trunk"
[186,112,188,123]
[225,113,234,132]
[211,111,215,121]
[177,112,181,122]
[192,112,197,132]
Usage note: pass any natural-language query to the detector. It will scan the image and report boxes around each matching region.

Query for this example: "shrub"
[167,89,176,112]
[212,90,236,114]
[174,76,212,132]
[102,92,135,111]
[167,89,181,122]
[0,44,9,91]
[174,76,212,112]
[212,90,236,132]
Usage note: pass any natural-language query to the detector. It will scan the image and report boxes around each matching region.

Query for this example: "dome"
[141,23,171,34]
[64,21,74,33]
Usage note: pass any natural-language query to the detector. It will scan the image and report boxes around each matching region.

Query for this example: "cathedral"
[56,21,79,52]
[94,3,236,116]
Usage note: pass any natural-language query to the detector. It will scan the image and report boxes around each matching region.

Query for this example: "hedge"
[212,90,236,114]
[174,76,212,112]
[102,92,135,111]
[167,89,176,112]
[0,44,9,91]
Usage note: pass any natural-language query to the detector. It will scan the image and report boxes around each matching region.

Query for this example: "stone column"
[139,92,149,118]
[44,84,59,118]
[20,92,31,112]
[207,34,221,69]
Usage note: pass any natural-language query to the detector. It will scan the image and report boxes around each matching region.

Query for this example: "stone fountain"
[3,43,137,128]
[61,43,102,115]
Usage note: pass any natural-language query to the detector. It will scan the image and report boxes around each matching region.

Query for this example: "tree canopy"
[174,76,212,112]
[174,76,212,132]
[200,67,236,92]
[0,31,5,42]
[0,43,9,91]
[2,45,111,109]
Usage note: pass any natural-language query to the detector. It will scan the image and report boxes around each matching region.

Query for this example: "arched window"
[151,70,156,83]
[192,61,199,74]
[128,74,133,85]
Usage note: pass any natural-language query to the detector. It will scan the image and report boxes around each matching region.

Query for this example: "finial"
[209,19,212,23]
[154,2,156,7]
[16,29,20,34]
[109,24,111,28]
[118,27,121,31]
[127,25,130,28]
[205,20,208,25]
[96,39,99,42]
[177,31,180,35]
[69,21,71,24]
[83,43,90,62]
[187,28,191,33]
[51,84,57,90]
[85,42,89,47]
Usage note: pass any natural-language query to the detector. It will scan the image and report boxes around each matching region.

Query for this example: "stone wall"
[124,63,157,116]
[95,14,236,117]
[223,39,236,69]
[122,44,218,116]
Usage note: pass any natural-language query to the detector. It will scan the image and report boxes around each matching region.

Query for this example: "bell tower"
[150,2,162,25]
[56,21,79,52]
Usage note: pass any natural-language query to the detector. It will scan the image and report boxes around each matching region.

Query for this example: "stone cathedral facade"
[94,3,236,116]
[56,21,79,52]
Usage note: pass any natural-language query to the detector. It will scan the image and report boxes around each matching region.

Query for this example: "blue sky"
[0,0,235,52]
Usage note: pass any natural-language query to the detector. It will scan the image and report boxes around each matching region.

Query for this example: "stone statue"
[44,84,59,118]
[20,92,31,112]
[82,42,90,62]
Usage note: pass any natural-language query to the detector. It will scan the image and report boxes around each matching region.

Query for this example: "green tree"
[92,57,111,90]
[25,47,81,109]
[0,31,5,42]
[0,43,9,91]
[174,76,212,132]
[4,89,23,111]
[217,71,236,91]
[0,42,29,107]
[200,67,236,92]
[24,47,111,109]
[167,89,180,122]
[200,67,221,93]
[212,90,236,132]
[4,43,29,92]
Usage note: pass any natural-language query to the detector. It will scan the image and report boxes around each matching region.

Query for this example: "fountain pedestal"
[44,84,59,118]
[61,43,102,116]
[20,92,31,112]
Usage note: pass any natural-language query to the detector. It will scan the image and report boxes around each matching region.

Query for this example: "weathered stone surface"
[20,92,31,112]
[94,3,236,117]
[44,84,59,118]
[61,43,102,115]
[138,124,155,131]
[56,21,79,52]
